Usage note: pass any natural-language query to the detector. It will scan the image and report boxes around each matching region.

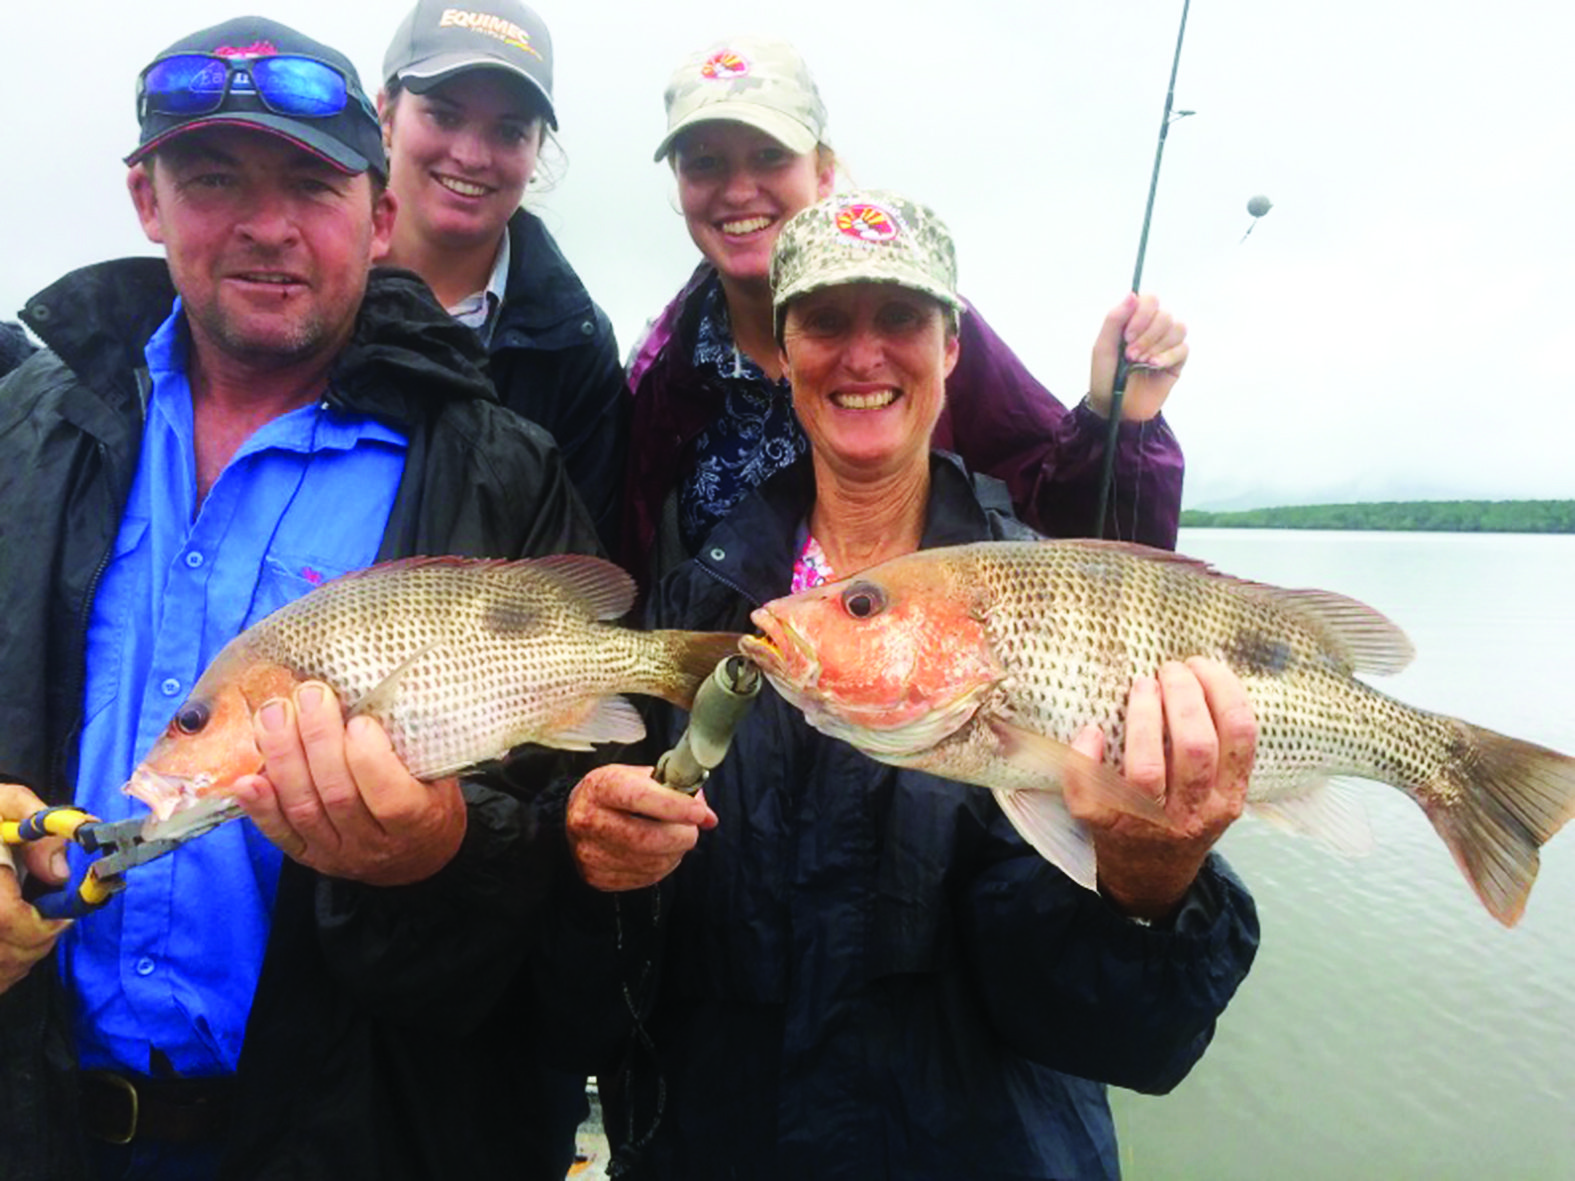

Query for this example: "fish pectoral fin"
[1249,779,1376,856]
[536,696,648,752]
[988,720,1168,824]
[347,641,443,720]
[993,788,1097,892]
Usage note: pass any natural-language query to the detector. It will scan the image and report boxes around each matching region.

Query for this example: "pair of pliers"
[0,806,187,920]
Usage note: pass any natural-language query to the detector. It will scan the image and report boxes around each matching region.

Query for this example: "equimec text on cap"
[128,16,386,178]
[654,36,827,162]
[383,0,557,128]
[771,190,963,334]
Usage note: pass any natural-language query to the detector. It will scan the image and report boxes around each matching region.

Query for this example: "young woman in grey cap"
[378,0,628,551]
[622,36,1189,586]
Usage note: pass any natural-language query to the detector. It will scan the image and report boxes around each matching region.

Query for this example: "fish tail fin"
[642,631,747,709]
[1426,721,1575,927]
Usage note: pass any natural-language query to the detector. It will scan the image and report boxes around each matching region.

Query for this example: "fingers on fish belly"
[984,720,1172,892]
[1419,721,1575,927]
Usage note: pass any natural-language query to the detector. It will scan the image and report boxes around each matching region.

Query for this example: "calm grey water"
[1112,530,1575,1180]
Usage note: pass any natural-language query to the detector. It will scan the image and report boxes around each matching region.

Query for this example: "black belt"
[79,1069,236,1146]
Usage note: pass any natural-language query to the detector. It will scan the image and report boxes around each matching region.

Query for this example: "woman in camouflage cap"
[620,36,1194,591]
[564,190,1259,1179]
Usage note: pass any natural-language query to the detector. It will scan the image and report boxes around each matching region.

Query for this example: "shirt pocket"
[244,553,355,629]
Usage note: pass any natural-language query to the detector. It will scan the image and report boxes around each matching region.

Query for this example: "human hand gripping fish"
[1062,659,1256,923]
[231,682,468,886]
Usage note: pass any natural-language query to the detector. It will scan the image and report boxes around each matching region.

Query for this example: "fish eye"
[840,582,887,620]
[173,702,211,735]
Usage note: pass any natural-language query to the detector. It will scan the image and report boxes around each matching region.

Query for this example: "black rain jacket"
[488,209,629,555]
[596,454,1260,1180]
[0,259,611,1180]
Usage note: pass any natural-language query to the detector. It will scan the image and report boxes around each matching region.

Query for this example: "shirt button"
[184,551,204,569]
[160,678,181,697]
[135,957,155,977]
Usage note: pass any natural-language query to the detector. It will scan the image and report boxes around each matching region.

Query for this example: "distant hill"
[1179,500,1575,533]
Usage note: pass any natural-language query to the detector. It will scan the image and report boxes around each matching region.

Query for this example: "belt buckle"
[83,1070,139,1145]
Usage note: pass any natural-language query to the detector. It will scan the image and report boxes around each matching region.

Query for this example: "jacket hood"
[331,266,498,424]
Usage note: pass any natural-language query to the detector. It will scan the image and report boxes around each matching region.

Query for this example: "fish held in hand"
[130,555,741,839]
[739,539,1575,927]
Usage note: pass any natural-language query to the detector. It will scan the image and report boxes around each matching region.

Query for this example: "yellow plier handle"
[1,806,122,918]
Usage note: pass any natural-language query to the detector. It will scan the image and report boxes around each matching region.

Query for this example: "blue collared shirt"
[58,301,408,1077]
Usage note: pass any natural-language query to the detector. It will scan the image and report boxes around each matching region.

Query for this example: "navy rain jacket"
[596,454,1260,1181]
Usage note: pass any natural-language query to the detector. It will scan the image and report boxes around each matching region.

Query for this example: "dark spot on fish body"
[1228,631,1296,676]
[483,598,542,634]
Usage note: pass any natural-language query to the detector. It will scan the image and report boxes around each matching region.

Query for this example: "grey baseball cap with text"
[384,0,557,128]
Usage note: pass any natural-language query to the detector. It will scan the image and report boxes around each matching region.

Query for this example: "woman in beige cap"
[378,0,627,549]
[566,190,1258,1179]
[621,36,1189,586]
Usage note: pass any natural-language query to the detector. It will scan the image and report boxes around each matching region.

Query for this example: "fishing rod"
[1092,0,1193,537]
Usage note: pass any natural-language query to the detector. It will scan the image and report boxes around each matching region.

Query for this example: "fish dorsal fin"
[993,788,1097,892]
[534,696,647,752]
[1251,588,1414,676]
[324,555,637,624]
[514,553,637,622]
[1249,779,1376,856]
[1042,540,1414,676]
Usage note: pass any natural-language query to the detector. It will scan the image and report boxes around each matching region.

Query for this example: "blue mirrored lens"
[144,55,232,115]
[141,54,348,119]
[250,57,347,117]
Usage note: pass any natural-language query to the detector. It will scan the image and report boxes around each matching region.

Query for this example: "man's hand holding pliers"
[0,782,70,995]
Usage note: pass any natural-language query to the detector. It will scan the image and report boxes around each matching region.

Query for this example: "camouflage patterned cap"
[653,36,828,162]
[771,191,963,333]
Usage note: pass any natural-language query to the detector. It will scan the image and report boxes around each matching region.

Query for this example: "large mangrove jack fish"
[740,539,1575,926]
[130,555,741,838]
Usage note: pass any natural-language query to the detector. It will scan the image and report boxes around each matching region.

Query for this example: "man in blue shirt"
[0,16,608,1181]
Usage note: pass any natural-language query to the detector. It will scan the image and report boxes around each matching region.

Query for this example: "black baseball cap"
[127,16,387,178]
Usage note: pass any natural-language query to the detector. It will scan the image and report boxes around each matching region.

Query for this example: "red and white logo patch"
[834,204,900,243]
[701,50,750,80]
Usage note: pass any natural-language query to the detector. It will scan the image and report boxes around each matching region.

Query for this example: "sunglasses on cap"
[138,53,370,121]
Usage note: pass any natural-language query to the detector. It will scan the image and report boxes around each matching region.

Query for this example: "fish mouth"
[741,609,821,690]
[126,766,245,842]
[124,766,212,826]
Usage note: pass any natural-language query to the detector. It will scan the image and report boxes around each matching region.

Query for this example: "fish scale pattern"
[962,543,1439,805]
[234,560,671,777]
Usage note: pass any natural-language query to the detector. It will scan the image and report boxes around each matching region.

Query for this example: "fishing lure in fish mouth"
[740,538,1575,927]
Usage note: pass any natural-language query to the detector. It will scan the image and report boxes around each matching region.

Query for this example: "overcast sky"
[3,1,1570,509]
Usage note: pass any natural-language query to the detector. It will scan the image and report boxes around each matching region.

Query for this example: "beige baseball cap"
[771,190,963,336]
[654,36,828,162]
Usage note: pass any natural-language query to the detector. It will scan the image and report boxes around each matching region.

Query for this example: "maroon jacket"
[620,264,1184,582]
